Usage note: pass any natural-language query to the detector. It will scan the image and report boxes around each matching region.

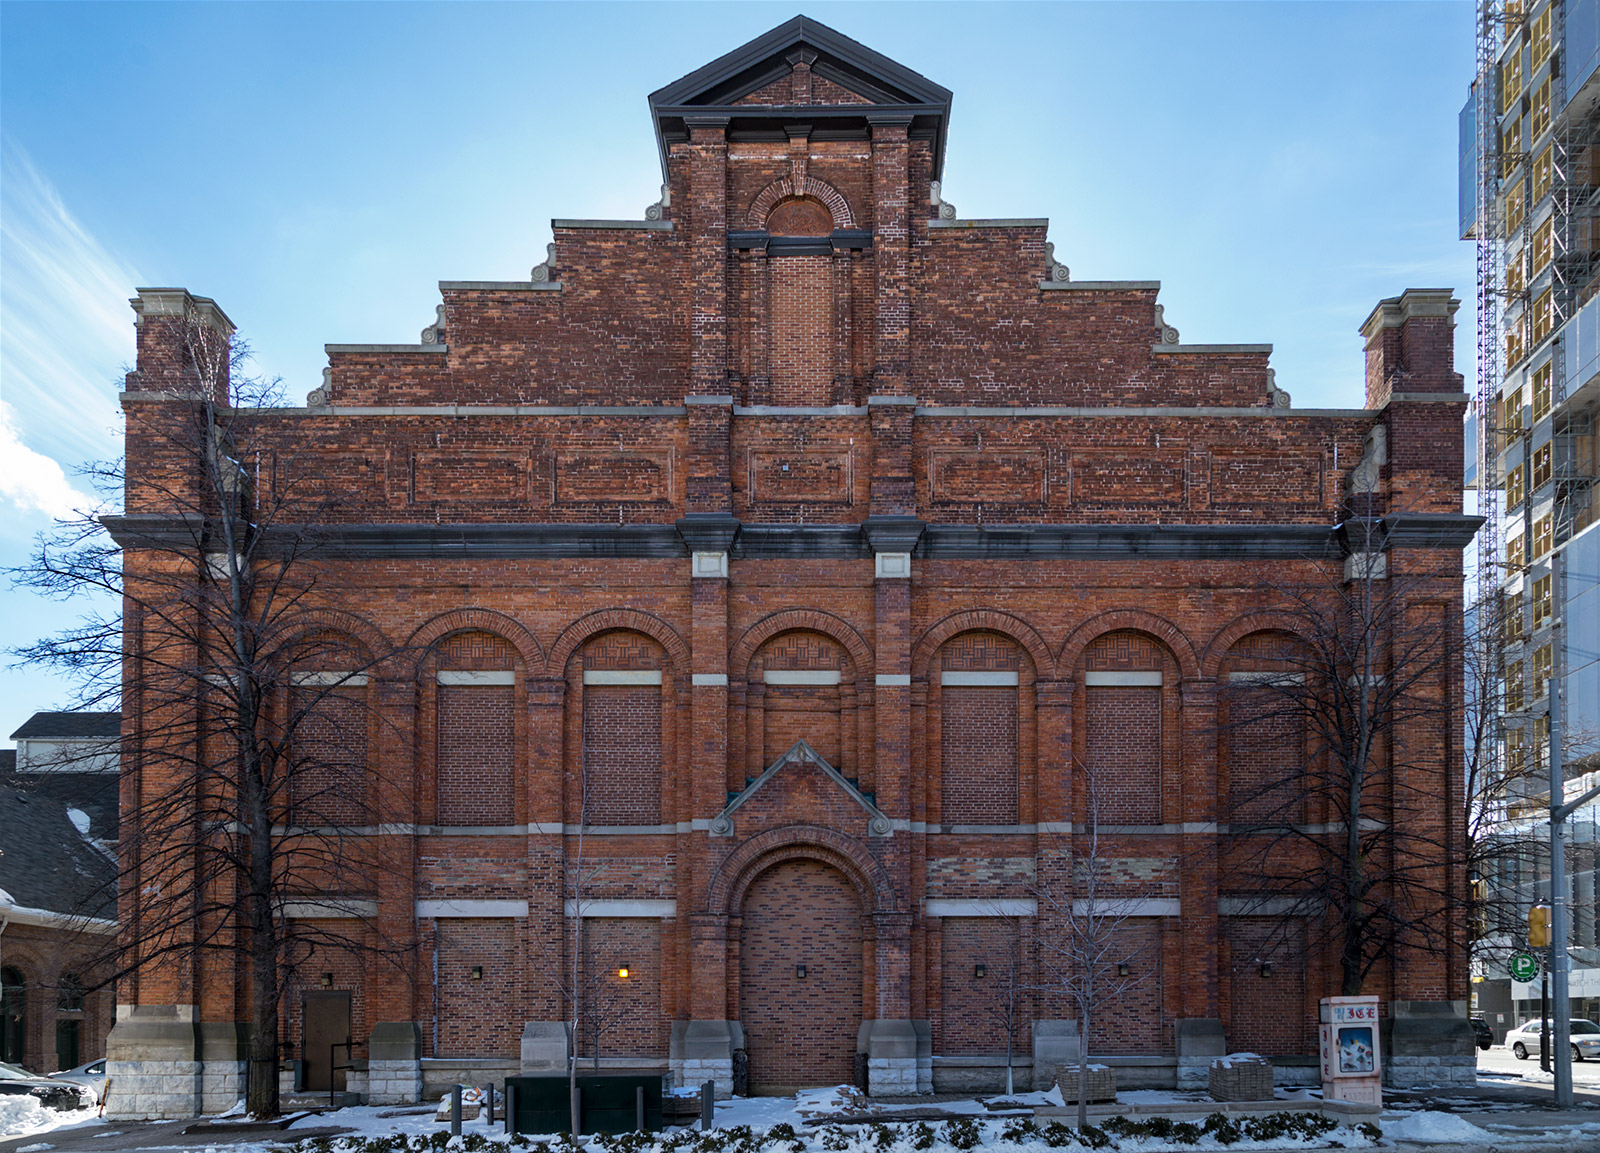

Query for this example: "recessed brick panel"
[1226,919,1311,1056]
[436,918,519,1057]
[1085,687,1160,825]
[941,687,1019,823]
[583,686,663,825]
[437,685,514,826]
[739,860,862,1092]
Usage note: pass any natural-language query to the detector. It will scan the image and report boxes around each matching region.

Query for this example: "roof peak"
[649,14,953,179]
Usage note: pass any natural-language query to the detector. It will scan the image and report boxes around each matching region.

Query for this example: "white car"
[48,1057,106,1104]
[1505,1018,1600,1061]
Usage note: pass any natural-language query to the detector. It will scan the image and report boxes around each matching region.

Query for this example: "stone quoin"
[104,15,1478,1115]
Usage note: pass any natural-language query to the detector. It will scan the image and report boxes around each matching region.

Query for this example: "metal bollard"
[505,1083,518,1136]
[484,1083,493,1126]
[450,1084,462,1136]
[700,1078,714,1130]
[636,1084,645,1132]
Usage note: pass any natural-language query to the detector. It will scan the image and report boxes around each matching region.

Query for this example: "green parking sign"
[1509,952,1540,982]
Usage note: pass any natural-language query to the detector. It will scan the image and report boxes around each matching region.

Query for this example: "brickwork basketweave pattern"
[583,685,663,824]
[941,686,1019,823]
[740,860,862,1093]
[437,685,514,825]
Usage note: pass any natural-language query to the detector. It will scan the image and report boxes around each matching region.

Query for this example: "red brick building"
[105,17,1477,1114]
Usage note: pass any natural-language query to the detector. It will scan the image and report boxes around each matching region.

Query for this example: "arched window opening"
[939,632,1024,824]
[435,630,518,826]
[577,631,666,826]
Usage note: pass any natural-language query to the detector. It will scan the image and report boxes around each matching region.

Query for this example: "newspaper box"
[1318,995,1382,1105]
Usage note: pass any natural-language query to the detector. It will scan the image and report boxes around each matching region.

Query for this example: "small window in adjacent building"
[1533,442,1553,489]
[1533,512,1554,558]
[1533,144,1555,202]
[1503,50,1525,110]
[1533,361,1553,419]
[1533,6,1553,71]
[1533,78,1552,139]
[1508,531,1526,570]
[1507,463,1526,509]
[1532,287,1555,345]
[1507,318,1526,367]
[1508,249,1529,296]
[1533,574,1553,629]
[1507,659,1526,712]
[1504,181,1527,236]
[1505,589,1525,639]
[56,974,84,1012]
[1506,726,1527,776]
[1533,644,1554,699]
[1503,386,1525,431]
[1504,118,1525,178]
[1533,217,1553,274]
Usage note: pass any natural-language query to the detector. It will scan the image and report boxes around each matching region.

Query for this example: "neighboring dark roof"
[9,711,122,740]
[648,15,954,180]
[0,779,116,919]
[7,772,120,842]
[0,751,13,774]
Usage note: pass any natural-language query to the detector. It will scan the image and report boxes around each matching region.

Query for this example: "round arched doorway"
[738,859,862,1093]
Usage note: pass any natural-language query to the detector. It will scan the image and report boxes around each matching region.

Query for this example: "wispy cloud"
[0,142,137,480]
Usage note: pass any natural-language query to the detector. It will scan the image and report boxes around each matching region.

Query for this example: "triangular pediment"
[650,16,950,110]
[650,16,954,178]
[709,739,892,839]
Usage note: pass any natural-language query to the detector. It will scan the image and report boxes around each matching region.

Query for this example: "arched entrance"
[739,859,862,1093]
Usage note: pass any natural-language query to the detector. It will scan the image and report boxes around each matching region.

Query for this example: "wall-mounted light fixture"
[470,966,484,981]
[1117,963,1130,977]
[1259,962,1274,979]
[617,964,631,980]
[320,973,334,988]
[974,963,988,979]
[795,964,807,979]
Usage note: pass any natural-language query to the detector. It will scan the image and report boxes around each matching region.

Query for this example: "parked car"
[1470,1016,1494,1050]
[1505,1018,1600,1061]
[49,1057,106,1104]
[0,1061,93,1110]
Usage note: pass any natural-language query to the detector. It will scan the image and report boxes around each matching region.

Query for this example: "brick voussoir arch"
[1201,611,1312,679]
[405,608,544,673]
[909,610,1054,682]
[708,825,900,917]
[746,176,856,230]
[265,608,395,677]
[547,608,690,677]
[1059,610,1201,680]
[730,609,873,681]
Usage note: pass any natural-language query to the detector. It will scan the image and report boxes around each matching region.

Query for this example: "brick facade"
[110,17,1474,1104]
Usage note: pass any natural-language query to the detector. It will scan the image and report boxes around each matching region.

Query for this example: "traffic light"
[1530,903,1552,948]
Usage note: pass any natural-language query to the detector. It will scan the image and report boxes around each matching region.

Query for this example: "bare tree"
[1030,763,1160,1130]
[9,301,414,1117]
[1215,511,1468,998]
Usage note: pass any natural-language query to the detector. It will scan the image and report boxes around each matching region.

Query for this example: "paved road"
[1479,1042,1600,1083]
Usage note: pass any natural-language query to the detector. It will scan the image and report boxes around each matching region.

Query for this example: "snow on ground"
[1379,1110,1498,1144]
[0,1095,104,1140]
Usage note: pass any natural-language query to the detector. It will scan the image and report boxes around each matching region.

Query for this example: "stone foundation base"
[675,1056,733,1096]
[1384,1055,1477,1088]
[201,1060,246,1113]
[1210,1058,1273,1101]
[367,1022,424,1105]
[1176,1058,1211,1090]
[868,1056,919,1095]
[669,1021,743,1097]
[105,1059,203,1119]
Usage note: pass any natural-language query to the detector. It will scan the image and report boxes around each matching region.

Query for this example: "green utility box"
[504,1073,668,1135]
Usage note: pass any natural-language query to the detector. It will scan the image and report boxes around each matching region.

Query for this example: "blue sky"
[0,1,1475,735]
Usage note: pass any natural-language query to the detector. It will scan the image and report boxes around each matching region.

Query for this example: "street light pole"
[1549,669,1573,1106]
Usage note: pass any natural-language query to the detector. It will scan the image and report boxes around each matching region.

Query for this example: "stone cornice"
[102,514,1483,560]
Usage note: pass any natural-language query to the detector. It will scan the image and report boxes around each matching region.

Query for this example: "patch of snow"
[67,808,90,836]
[0,1097,102,1141]
[1380,1110,1497,1144]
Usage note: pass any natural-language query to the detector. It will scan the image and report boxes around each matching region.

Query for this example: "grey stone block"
[519,1021,571,1072]
[369,1021,423,1062]
[1032,1020,1081,1089]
